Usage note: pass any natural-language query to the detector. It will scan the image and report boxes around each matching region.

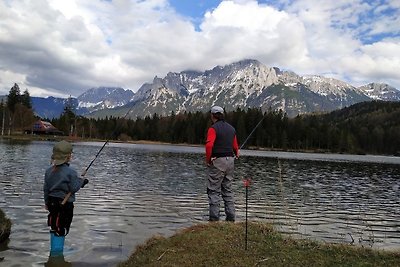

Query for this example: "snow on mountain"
[301,75,357,96]
[31,59,399,119]
[77,87,135,110]
[358,83,400,101]
[181,59,280,112]
[31,87,134,119]
[106,59,384,118]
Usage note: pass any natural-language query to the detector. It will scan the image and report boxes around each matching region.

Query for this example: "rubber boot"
[50,231,65,255]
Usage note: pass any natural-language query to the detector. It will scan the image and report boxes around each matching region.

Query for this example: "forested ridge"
[48,100,400,156]
[315,101,400,154]
[1,83,399,155]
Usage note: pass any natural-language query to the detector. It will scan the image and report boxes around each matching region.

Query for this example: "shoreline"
[2,133,397,157]
[0,133,197,146]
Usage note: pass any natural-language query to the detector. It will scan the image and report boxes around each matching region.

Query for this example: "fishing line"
[237,112,266,250]
[61,103,136,204]
[277,158,299,236]
[58,102,137,254]
[239,113,266,149]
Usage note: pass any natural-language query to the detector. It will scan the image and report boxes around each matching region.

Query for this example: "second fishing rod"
[239,112,267,150]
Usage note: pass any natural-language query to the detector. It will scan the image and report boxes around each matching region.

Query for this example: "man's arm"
[205,128,216,164]
[233,135,239,158]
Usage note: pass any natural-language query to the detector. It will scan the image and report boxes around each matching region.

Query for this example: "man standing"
[205,106,239,222]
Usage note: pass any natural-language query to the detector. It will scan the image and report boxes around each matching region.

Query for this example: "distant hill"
[29,87,134,119]
[3,59,400,120]
[322,100,400,123]
[31,96,83,119]
[300,100,400,154]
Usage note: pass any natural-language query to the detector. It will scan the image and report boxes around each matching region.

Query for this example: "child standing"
[44,140,88,252]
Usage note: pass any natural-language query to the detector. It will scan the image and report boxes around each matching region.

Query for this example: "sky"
[0,0,399,98]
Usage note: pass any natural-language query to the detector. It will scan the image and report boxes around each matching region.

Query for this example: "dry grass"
[119,222,400,267]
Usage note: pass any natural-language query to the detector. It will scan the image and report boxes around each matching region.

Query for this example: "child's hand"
[81,178,89,188]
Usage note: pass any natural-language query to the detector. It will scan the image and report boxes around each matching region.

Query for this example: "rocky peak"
[301,75,358,96]
[358,83,400,101]
[77,86,134,109]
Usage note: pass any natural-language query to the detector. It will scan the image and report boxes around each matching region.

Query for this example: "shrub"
[0,208,12,243]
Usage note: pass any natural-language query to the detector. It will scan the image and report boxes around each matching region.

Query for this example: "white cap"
[211,106,224,114]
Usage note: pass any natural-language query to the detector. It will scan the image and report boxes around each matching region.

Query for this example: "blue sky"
[0,0,399,97]
[169,0,221,22]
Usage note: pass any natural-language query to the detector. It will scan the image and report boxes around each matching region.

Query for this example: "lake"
[0,139,399,266]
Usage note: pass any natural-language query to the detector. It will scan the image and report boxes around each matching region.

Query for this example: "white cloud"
[0,0,399,98]
[340,40,400,84]
[199,1,307,68]
[266,0,400,86]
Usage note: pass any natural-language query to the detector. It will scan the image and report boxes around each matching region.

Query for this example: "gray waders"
[207,156,235,221]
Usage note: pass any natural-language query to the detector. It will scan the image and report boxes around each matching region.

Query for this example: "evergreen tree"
[21,89,32,109]
[47,100,400,155]
[0,99,7,136]
[7,83,21,113]
[56,96,77,136]
[5,84,35,134]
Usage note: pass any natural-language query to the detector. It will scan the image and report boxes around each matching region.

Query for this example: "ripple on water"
[1,141,400,266]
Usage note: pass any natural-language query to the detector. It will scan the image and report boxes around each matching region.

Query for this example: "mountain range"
[27,59,400,119]
[31,87,134,119]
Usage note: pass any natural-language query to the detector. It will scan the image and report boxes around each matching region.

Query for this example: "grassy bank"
[0,133,192,146]
[119,222,400,267]
[0,208,11,243]
[0,133,66,142]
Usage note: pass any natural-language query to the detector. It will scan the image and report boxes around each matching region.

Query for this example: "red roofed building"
[27,120,64,135]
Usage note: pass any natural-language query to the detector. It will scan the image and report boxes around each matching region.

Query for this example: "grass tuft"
[119,222,400,267]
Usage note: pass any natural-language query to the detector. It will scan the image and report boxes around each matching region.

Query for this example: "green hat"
[51,141,73,165]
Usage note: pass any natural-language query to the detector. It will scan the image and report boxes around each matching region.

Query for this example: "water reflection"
[235,157,400,249]
[0,140,399,266]
[45,254,71,267]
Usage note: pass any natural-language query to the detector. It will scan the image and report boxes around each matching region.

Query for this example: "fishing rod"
[239,113,266,150]
[238,111,268,249]
[61,103,136,205]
